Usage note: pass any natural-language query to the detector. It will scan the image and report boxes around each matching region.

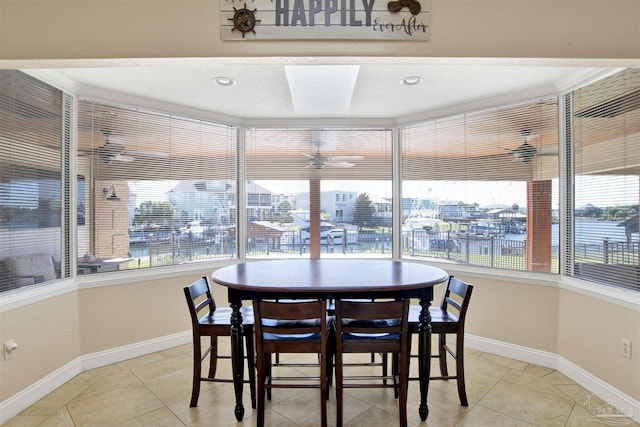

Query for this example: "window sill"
[2,258,637,313]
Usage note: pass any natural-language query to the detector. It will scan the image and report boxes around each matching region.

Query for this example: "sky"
[128,176,638,210]
[128,179,529,208]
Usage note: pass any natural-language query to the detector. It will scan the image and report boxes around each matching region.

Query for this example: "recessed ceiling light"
[213,76,236,87]
[401,76,423,86]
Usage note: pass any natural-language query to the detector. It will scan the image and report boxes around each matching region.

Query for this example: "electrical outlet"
[4,340,18,360]
[621,338,631,359]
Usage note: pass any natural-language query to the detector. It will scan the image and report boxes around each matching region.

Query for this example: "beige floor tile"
[405,381,471,426]
[160,343,192,359]
[6,345,638,427]
[169,382,254,427]
[499,369,569,393]
[565,402,640,427]
[344,405,420,427]
[270,388,332,426]
[71,369,144,403]
[20,374,98,416]
[38,407,75,427]
[116,352,168,371]
[542,370,577,385]
[129,354,192,383]
[477,353,529,371]
[478,380,575,426]
[117,406,186,426]
[66,386,165,427]
[465,356,511,381]
[456,405,536,426]
[141,365,194,406]
[523,363,555,377]
[2,414,48,427]
[85,363,124,378]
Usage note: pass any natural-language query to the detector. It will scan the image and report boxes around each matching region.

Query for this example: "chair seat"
[184,277,256,409]
[264,332,321,340]
[407,305,459,333]
[402,277,474,408]
[199,306,254,326]
[342,332,400,340]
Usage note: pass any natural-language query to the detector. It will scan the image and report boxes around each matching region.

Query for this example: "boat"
[180,221,206,240]
[281,210,358,245]
[402,216,448,234]
[468,221,502,237]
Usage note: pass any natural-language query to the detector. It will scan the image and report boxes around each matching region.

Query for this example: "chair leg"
[455,333,468,406]
[257,352,266,427]
[190,336,202,407]
[335,351,344,427]
[208,336,219,378]
[326,336,334,398]
[391,353,399,398]
[382,352,388,385]
[320,351,328,427]
[245,331,257,409]
[399,349,409,427]
[438,333,448,378]
[266,353,273,401]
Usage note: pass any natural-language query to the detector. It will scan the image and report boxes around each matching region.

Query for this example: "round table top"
[212,259,448,294]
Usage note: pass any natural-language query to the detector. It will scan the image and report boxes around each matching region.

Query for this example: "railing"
[123,229,637,281]
[127,231,235,268]
[604,239,639,265]
[402,230,527,271]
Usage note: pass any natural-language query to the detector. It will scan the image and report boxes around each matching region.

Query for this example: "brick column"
[94,181,130,260]
[309,179,321,259]
[526,180,552,272]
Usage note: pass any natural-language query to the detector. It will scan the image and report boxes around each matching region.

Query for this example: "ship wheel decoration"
[229,4,260,38]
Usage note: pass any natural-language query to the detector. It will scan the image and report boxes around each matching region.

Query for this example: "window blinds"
[401,99,560,272]
[0,70,66,291]
[77,99,237,271]
[570,68,640,290]
[244,127,393,258]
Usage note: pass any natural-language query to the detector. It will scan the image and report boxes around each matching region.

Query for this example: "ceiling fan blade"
[536,145,559,156]
[326,161,355,168]
[125,150,169,158]
[113,154,135,162]
[327,155,364,162]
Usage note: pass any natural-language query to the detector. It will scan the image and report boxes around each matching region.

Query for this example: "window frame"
[1,68,638,311]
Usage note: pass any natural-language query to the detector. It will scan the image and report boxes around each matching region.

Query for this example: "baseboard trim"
[0,331,191,424]
[466,334,639,422]
[1,332,637,424]
[81,331,191,371]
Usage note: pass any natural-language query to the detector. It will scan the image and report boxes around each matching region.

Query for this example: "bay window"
[0,71,70,292]
[0,67,638,293]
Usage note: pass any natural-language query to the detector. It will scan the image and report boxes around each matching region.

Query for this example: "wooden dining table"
[211,258,449,422]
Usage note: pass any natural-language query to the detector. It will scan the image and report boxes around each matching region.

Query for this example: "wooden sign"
[221,0,430,41]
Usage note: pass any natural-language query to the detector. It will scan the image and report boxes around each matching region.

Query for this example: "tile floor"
[4,338,638,427]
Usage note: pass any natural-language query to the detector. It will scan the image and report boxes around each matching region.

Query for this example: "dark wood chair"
[183,276,256,408]
[327,298,388,377]
[402,276,474,406]
[253,299,332,427]
[333,299,411,427]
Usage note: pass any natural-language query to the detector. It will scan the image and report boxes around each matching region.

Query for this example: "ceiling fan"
[507,130,558,164]
[79,130,166,164]
[303,141,364,170]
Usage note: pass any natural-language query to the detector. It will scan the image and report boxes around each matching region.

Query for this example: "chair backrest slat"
[441,277,473,323]
[184,276,217,324]
[336,299,409,341]
[254,300,327,337]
